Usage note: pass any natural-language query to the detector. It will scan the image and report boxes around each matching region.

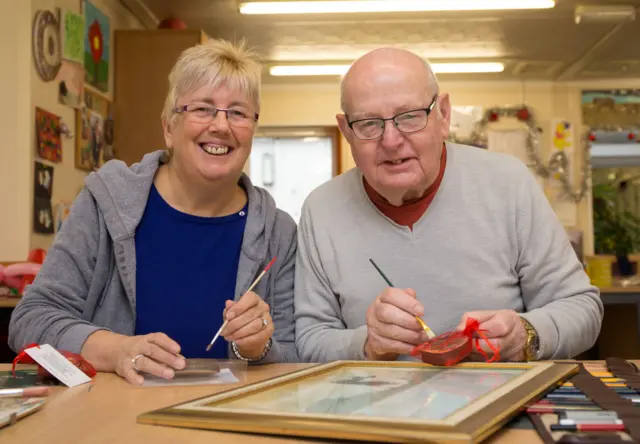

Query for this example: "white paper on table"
[141,368,240,387]
[24,344,91,387]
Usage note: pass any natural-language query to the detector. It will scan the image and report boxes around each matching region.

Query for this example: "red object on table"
[12,343,97,379]
[18,249,46,293]
[411,317,501,366]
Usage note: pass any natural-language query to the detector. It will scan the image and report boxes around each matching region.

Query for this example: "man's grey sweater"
[294,142,603,362]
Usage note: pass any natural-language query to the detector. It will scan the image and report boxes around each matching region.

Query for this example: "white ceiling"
[120,0,640,83]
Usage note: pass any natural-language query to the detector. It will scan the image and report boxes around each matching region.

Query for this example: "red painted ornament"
[628,132,636,141]
[516,108,530,122]
[489,112,499,122]
[588,133,596,142]
[413,332,471,366]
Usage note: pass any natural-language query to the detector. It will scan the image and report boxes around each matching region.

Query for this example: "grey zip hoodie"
[9,151,298,364]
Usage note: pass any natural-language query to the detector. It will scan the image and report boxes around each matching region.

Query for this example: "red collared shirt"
[363,146,447,230]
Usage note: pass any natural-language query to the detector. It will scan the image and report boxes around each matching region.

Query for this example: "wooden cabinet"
[113,30,208,166]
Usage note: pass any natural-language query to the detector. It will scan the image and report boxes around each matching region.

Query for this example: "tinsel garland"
[466,105,591,203]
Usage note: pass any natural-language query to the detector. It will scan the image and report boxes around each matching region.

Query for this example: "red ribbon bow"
[411,317,501,366]
[462,318,501,363]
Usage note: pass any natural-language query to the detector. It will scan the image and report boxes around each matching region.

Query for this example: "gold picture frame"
[138,360,579,443]
[75,85,114,172]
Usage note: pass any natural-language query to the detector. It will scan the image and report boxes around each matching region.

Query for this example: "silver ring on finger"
[132,354,144,372]
[261,317,269,330]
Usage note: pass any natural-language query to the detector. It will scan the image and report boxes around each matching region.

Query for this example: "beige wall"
[29,0,142,252]
[0,1,32,261]
[260,78,640,256]
[2,4,638,261]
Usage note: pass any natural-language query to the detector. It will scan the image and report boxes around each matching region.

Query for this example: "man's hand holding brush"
[364,288,431,361]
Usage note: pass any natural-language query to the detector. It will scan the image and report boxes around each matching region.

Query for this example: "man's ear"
[162,118,174,149]
[437,93,452,139]
[336,114,354,146]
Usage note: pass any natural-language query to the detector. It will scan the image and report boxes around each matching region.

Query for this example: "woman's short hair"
[161,38,262,127]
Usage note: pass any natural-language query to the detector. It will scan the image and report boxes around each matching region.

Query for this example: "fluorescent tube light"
[432,62,505,73]
[574,5,636,24]
[269,63,505,76]
[240,1,555,15]
[270,65,349,76]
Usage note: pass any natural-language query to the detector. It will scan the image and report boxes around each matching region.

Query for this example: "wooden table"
[0,363,547,444]
[0,296,20,308]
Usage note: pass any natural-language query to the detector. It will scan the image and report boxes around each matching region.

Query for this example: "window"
[248,128,340,222]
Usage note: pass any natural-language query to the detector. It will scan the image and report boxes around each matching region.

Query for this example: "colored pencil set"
[527,362,634,434]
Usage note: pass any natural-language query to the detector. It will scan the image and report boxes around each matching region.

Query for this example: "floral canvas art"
[83,1,110,92]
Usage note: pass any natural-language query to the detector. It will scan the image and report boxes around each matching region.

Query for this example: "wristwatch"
[520,317,540,361]
[231,338,272,362]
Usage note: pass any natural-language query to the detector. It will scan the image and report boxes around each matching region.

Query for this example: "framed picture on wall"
[83,0,110,93]
[75,87,114,171]
[35,107,63,163]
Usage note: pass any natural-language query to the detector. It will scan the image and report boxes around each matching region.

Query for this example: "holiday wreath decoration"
[468,105,591,203]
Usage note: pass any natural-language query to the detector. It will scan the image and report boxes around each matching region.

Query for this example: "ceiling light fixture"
[574,5,636,24]
[240,1,555,15]
[269,62,505,76]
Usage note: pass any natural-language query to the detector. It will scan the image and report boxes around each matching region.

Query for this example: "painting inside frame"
[138,360,579,443]
[75,87,114,171]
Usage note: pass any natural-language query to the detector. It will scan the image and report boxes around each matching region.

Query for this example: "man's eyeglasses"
[174,104,259,128]
[347,95,438,140]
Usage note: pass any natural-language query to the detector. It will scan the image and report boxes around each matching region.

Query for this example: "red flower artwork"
[88,20,103,64]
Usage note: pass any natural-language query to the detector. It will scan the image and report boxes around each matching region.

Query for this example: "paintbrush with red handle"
[205,257,277,352]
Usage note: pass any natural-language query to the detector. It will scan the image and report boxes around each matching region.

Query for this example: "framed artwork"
[34,161,54,199]
[60,8,84,64]
[75,89,114,171]
[35,107,62,163]
[55,201,72,233]
[56,60,84,109]
[138,360,579,443]
[33,161,55,235]
[83,0,110,93]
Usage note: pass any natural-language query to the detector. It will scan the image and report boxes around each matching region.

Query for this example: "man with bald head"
[294,48,602,363]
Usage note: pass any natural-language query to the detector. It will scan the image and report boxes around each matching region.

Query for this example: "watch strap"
[520,317,540,361]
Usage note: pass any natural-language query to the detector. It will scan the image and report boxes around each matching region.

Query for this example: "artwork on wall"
[32,10,62,82]
[33,161,55,235]
[76,90,114,171]
[581,89,640,139]
[35,107,63,163]
[56,60,85,109]
[60,9,84,64]
[55,201,72,233]
[34,161,54,200]
[33,198,55,235]
[83,1,110,93]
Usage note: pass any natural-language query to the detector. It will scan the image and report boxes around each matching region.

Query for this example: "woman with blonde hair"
[9,39,298,384]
